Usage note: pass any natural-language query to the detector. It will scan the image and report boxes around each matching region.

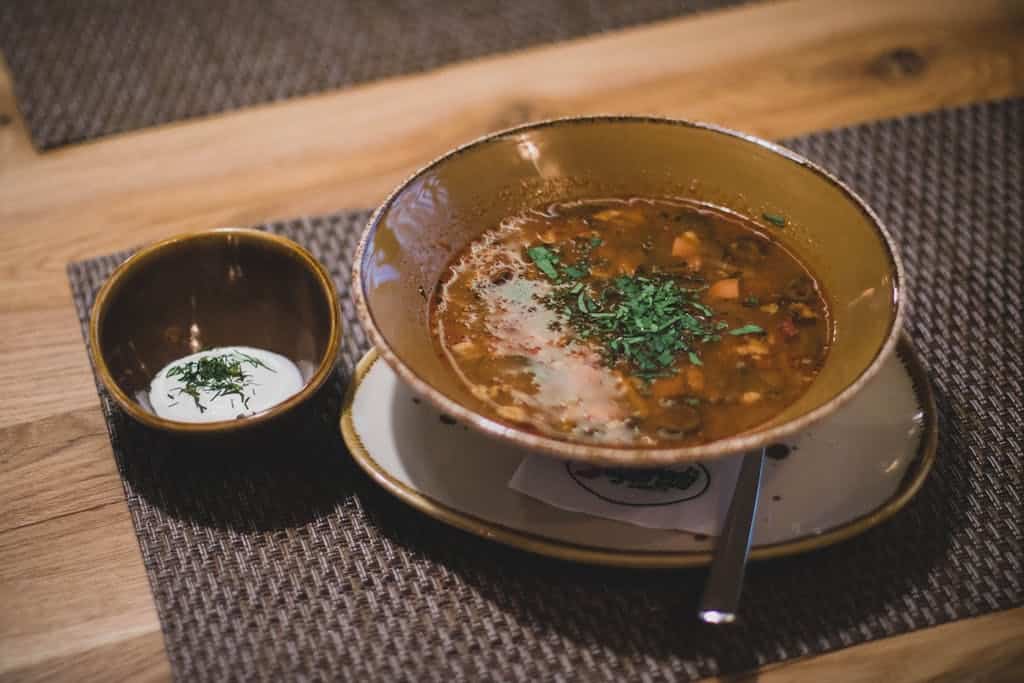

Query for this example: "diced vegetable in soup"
[431,198,830,447]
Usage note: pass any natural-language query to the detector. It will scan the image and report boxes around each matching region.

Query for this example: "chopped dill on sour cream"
[148,346,303,422]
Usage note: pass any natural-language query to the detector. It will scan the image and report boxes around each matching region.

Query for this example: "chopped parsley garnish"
[762,212,787,228]
[527,236,603,283]
[526,237,766,378]
[562,265,588,279]
[526,245,560,280]
[165,350,273,413]
[742,296,760,307]
[540,272,719,379]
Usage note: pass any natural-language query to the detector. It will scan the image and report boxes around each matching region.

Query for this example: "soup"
[431,197,831,447]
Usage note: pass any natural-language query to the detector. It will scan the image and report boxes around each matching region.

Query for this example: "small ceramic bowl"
[353,116,904,467]
[90,228,341,434]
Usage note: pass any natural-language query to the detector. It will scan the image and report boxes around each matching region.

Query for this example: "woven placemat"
[0,0,748,150]
[66,98,1022,681]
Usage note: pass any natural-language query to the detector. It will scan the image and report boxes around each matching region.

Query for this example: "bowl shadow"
[114,368,359,532]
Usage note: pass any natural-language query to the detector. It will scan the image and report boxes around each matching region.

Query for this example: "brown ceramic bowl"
[90,228,341,434]
[353,116,904,466]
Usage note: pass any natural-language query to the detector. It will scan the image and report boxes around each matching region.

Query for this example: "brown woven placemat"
[66,99,1022,681]
[0,0,748,150]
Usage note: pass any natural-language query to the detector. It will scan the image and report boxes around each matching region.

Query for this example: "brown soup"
[431,197,830,447]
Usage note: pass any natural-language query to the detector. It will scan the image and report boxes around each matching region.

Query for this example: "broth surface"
[432,198,830,447]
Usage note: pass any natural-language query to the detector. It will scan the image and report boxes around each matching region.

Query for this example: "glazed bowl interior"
[355,117,902,465]
[90,228,340,433]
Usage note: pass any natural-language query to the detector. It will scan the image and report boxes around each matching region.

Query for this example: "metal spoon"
[698,447,766,624]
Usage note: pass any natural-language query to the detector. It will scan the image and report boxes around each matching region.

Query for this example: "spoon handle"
[698,448,766,624]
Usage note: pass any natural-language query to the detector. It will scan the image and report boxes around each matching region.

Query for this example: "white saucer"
[340,339,936,568]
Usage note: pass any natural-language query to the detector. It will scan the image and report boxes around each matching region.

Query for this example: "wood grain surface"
[1,0,1022,680]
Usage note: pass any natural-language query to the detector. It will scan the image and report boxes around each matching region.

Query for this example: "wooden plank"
[752,609,1024,682]
[0,408,121,533]
[0,631,171,683]
[0,307,100,430]
[0,505,162,675]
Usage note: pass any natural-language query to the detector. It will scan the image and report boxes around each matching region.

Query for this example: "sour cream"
[148,346,304,423]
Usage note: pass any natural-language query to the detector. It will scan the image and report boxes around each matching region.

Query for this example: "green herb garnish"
[527,236,765,377]
[729,324,766,336]
[762,212,787,228]
[165,350,273,413]
[563,265,588,279]
[742,296,760,307]
[541,272,721,379]
[527,245,560,280]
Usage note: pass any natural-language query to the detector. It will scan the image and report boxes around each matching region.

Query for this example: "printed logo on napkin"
[509,454,744,536]
[567,463,710,506]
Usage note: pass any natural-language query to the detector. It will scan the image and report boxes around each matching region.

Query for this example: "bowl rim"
[89,227,342,434]
[352,115,906,466]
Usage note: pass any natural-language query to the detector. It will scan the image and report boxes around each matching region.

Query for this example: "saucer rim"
[340,336,937,568]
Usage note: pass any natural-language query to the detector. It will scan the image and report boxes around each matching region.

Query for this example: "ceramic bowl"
[90,228,341,434]
[353,117,904,466]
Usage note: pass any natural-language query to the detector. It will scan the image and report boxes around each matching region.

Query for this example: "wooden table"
[1,1,1022,680]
